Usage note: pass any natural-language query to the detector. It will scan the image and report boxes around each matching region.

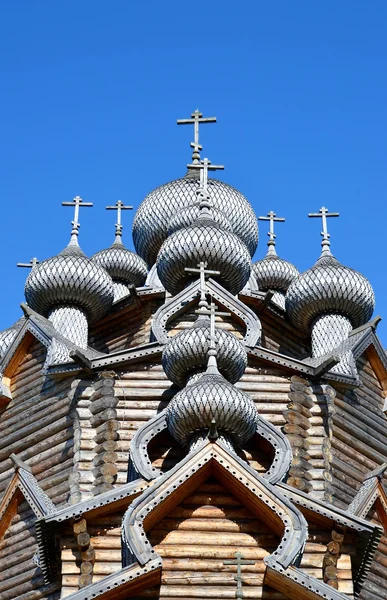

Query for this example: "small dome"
[162,318,247,387]
[0,318,24,359]
[167,203,232,236]
[156,218,252,296]
[253,254,299,293]
[133,171,258,265]
[286,254,375,332]
[166,372,257,447]
[92,242,147,288]
[25,245,114,323]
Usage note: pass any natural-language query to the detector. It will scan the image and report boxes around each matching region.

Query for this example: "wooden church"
[0,110,386,600]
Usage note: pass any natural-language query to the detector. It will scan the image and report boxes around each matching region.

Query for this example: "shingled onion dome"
[253,212,299,309]
[92,201,147,302]
[25,197,114,350]
[166,337,257,448]
[0,318,24,359]
[156,183,252,296]
[162,316,247,387]
[167,202,232,236]
[286,208,375,367]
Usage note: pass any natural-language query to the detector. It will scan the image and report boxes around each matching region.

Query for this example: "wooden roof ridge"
[52,558,162,600]
[0,452,55,542]
[151,277,261,347]
[35,440,382,599]
[348,462,387,521]
[0,303,105,394]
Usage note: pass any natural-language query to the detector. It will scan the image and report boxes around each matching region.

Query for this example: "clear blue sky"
[1,1,386,345]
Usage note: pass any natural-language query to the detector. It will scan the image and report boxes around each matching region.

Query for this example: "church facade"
[0,110,386,600]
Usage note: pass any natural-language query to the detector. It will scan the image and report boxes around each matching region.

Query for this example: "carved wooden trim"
[128,407,292,484]
[122,440,307,570]
[152,278,261,347]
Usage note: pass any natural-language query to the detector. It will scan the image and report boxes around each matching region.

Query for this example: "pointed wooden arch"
[122,440,307,569]
[152,278,261,347]
[128,407,293,484]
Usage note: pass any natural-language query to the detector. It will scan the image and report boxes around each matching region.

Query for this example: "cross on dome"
[62,196,93,246]
[17,257,39,269]
[177,109,217,163]
[106,200,133,244]
[185,261,221,311]
[258,211,285,256]
[196,301,231,374]
[308,206,339,256]
[187,158,224,217]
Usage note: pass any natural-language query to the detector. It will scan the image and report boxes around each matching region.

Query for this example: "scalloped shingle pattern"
[166,373,257,447]
[92,244,147,287]
[133,173,258,265]
[168,203,232,236]
[162,318,247,387]
[286,254,375,331]
[156,220,252,296]
[253,254,299,292]
[25,248,114,322]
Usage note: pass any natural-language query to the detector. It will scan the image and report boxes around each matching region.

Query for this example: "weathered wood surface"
[89,300,161,354]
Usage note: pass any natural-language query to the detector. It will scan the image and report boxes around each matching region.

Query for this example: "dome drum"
[49,305,88,349]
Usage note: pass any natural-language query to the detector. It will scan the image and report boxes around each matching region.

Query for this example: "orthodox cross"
[177,109,217,162]
[106,200,133,242]
[17,257,39,269]
[223,551,255,599]
[258,211,285,256]
[197,301,231,374]
[185,261,220,310]
[187,157,224,195]
[62,196,93,244]
[308,206,339,255]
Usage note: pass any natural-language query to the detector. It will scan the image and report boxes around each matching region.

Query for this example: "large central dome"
[132,170,258,266]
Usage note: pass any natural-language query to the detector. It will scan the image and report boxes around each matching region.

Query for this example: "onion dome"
[25,197,114,324]
[25,243,114,323]
[166,371,257,447]
[162,317,247,387]
[157,218,252,296]
[253,212,299,309]
[253,255,299,293]
[92,201,147,301]
[133,171,258,266]
[286,207,375,332]
[0,318,24,359]
[167,202,232,236]
[92,244,147,288]
[286,252,375,332]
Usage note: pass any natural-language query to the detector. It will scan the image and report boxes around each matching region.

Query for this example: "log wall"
[0,500,61,600]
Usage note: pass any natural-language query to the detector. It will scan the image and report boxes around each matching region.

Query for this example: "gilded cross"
[17,257,39,269]
[62,196,93,242]
[308,206,339,254]
[223,551,255,598]
[184,261,220,309]
[106,200,133,240]
[177,109,217,162]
